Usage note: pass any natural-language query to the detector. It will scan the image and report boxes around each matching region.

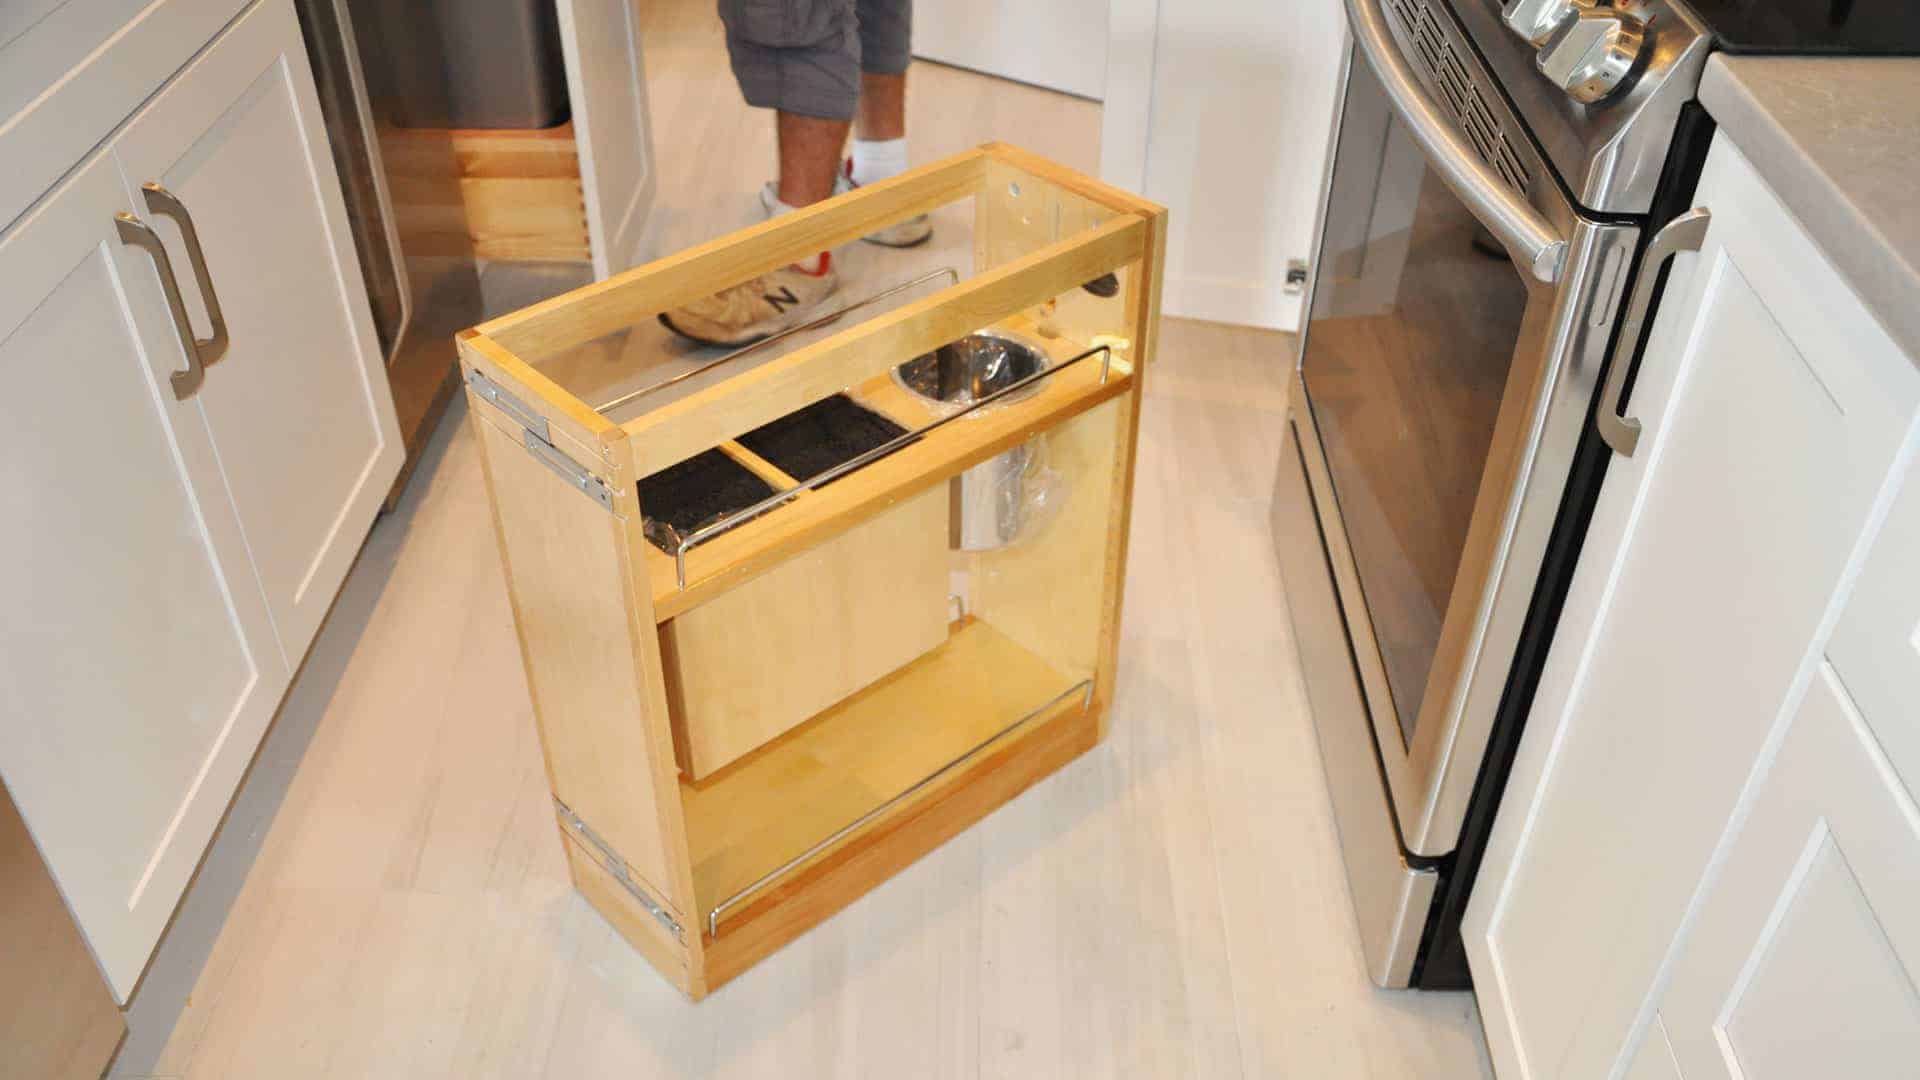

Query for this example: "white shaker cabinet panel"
[0,0,156,118]
[1828,458,1920,793]
[111,0,403,662]
[1466,136,1919,1079]
[0,149,287,1003]
[1659,665,1920,1080]
[1622,1017,1685,1080]
[556,0,656,277]
[0,0,252,230]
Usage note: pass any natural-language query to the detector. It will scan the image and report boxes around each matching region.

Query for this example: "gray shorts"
[718,0,912,121]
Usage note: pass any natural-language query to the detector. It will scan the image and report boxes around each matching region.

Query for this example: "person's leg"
[718,0,859,207]
[850,0,912,189]
[661,0,859,345]
[855,71,906,143]
[775,111,850,208]
[846,0,926,245]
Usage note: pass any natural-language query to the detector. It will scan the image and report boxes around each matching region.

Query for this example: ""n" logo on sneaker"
[764,286,800,313]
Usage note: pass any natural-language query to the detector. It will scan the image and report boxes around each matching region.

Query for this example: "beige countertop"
[1699,54,1920,365]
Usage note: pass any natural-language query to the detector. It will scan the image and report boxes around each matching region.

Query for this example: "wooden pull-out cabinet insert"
[460,144,1165,997]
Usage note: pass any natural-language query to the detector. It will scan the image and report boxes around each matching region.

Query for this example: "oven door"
[1297,0,1637,864]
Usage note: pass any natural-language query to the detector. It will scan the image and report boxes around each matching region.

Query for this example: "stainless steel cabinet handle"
[1597,207,1711,457]
[115,213,207,401]
[1343,0,1569,283]
[140,183,229,368]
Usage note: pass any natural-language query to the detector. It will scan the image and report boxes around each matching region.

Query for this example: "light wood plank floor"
[110,2,1494,1075]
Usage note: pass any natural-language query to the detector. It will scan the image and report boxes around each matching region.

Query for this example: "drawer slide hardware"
[554,799,683,940]
[467,367,615,511]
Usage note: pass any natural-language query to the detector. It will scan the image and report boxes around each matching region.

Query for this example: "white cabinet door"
[556,0,655,278]
[1828,456,1920,791]
[112,0,402,663]
[1465,137,1920,1079]
[1658,664,1920,1079]
[1622,1017,1686,1080]
[0,149,287,1003]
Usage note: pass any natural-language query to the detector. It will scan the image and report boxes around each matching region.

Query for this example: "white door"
[0,149,288,1003]
[916,0,1108,100]
[1101,3,1346,329]
[1656,664,1920,1079]
[556,0,656,278]
[112,0,402,663]
[1464,138,1920,1079]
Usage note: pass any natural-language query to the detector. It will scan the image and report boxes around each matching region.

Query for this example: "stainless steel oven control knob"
[1502,0,1579,46]
[1537,6,1651,104]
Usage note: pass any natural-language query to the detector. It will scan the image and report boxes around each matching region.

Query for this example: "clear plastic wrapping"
[956,433,1069,551]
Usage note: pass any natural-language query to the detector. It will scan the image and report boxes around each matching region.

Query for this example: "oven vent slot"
[1383,0,1534,196]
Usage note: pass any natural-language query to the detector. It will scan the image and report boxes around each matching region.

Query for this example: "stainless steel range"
[1275,0,1920,990]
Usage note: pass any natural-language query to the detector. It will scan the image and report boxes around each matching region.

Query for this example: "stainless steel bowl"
[892,330,1051,411]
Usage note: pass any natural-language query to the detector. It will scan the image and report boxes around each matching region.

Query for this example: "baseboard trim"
[1163,272,1302,331]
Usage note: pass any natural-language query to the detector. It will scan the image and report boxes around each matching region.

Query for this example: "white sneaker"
[657,257,840,347]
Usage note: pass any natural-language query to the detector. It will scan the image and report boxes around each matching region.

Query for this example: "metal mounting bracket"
[466,367,615,511]
[554,799,683,940]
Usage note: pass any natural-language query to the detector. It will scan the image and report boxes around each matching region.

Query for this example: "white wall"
[1102,0,1348,331]
[915,0,1110,100]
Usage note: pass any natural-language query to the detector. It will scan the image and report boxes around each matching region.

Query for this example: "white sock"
[760,188,829,273]
[851,137,909,188]
[764,188,802,217]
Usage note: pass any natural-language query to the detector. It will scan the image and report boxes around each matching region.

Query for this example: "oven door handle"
[1343,0,1569,283]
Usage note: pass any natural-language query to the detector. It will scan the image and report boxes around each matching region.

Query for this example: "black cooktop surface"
[1683,0,1920,54]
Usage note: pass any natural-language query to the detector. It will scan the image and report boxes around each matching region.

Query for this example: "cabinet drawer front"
[1830,456,1920,795]
[1,0,250,231]
[0,0,147,113]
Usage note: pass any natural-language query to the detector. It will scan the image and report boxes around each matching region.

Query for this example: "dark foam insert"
[737,394,909,488]
[637,448,776,553]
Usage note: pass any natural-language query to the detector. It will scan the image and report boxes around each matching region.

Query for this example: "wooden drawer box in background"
[460,143,1165,997]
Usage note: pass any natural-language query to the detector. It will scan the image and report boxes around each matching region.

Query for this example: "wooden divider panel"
[459,331,701,969]
[468,406,688,908]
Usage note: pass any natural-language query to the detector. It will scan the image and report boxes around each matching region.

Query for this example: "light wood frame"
[459,144,1165,998]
